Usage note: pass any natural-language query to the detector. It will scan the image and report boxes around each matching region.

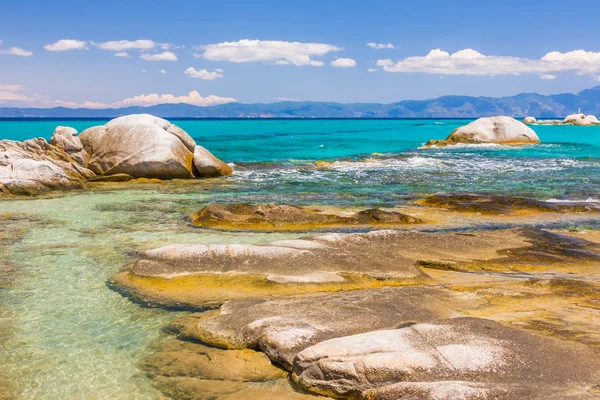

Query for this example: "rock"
[50,126,89,166]
[423,116,540,147]
[190,203,422,231]
[178,287,483,370]
[563,113,600,126]
[0,138,95,195]
[112,228,527,308]
[314,160,333,167]
[193,146,233,177]
[79,114,197,179]
[420,193,600,215]
[142,338,286,382]
[291,317,600,399]
[88,173,133,182]
[523,116,537,124]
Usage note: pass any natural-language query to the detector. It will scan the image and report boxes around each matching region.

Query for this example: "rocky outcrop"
[291,317,600,399]
[563,113,600,126]
[50,126,89,166]
[191,203,422,231]
[424,116,540,147]
[523,116,537,124]
[0,138,95,195]
[193,146,233,177]
[174,287,483,370]
[111,228,528,308]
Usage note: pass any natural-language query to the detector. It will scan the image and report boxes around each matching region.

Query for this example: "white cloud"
[113,90,235,107]
[0,47,33,56]
[114,52,130,58]
[44,39,88,51]
[0,84,30,102]
[331,57,356,68]
[197,39,341,66]
[0,84,23,91]
[539,74,556,80]
[184,67,224,80]
[96,40,155,51]
[367,42,395,49]
[376,59,394,66]
[160,69,167,74]
[140,51,177,61]
[274,96,300,102]
[367,68,379,72]
[141,69,147,73]
[380,48,600,77]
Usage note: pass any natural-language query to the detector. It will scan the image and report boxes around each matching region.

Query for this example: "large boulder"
[50,126,89,166]
[79,114,196,179]
[523,116,537,124]
[0,138,95,195]
[563,113,600,126]
[193,146,233,177]
[424,116,540,147]
[292,317,600,399]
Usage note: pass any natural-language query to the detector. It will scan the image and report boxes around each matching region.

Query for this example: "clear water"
[1,119,599,398]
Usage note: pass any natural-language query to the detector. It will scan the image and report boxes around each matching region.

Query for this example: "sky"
[3,0,600,108]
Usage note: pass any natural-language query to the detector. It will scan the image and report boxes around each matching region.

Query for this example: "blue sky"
[3,0,600,108]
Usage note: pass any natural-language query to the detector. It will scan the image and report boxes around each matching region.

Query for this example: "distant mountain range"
[4,86,600,119]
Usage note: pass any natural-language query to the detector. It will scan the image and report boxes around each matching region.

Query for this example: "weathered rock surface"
[177,287,482,370]
[424,116,540,147]
[193,146,233,177]
[79,114,197,179]
[292,317,600,399]
[191,203,422,231]
[420,193,600,215]
[0,138,95,195]
[50,126,89,166]
[112,228,528,308]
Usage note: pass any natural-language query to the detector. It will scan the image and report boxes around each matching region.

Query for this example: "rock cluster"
[423,116,540,147]
[524,114,600,126]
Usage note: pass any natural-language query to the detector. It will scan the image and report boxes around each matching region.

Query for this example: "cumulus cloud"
[95,40,155,51]
[0,47,33,56]
[140,51,177,61]
[331,57,356,67]
[184,67,224,80]
[196,39,341,66]
[44,39,88,51]
[114,52,130,58]
[367,42,395,49]
[539,74,556,80]
[379,48,600,77]
[112,91,235,107]
[160,69,167,74]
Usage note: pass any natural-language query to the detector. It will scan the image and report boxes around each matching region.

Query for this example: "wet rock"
[112,229,526,308]
[50,126,89,166]
[423,116,540,147]
[178,286,483,370]
[190,203,422,231]
[291,317,600,399]
[420,193,600,215]
[79,114,196,179]
[0,138,95,195]
[193,146,233,177]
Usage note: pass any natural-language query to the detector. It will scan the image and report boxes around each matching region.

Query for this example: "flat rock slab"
[113,228,527,308]
[191,203,422,231]
[291,317,600,399]
[181,286,483,370]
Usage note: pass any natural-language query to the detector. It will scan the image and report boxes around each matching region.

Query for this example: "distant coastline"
[3,85,600,119]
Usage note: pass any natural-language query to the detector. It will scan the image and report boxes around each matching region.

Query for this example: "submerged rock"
[0,138,95,195]
[420,193,600,215]
[190,203,422,231]
[423,116,540,147]
[176,286,482,370]
[112,228,527,308]
[291,317,600,399]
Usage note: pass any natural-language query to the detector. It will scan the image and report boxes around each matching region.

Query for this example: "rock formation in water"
[79,114,231,179]
[190,203,422,231]
[0,138,95,195]
[524,113,600,126]
[423,116,540,147]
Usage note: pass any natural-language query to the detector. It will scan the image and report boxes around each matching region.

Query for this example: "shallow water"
[1,119,600,398]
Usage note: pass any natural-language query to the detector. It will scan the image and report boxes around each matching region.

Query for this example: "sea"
[1,118,599,398]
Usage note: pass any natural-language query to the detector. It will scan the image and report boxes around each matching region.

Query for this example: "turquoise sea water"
[1,119,600,399]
